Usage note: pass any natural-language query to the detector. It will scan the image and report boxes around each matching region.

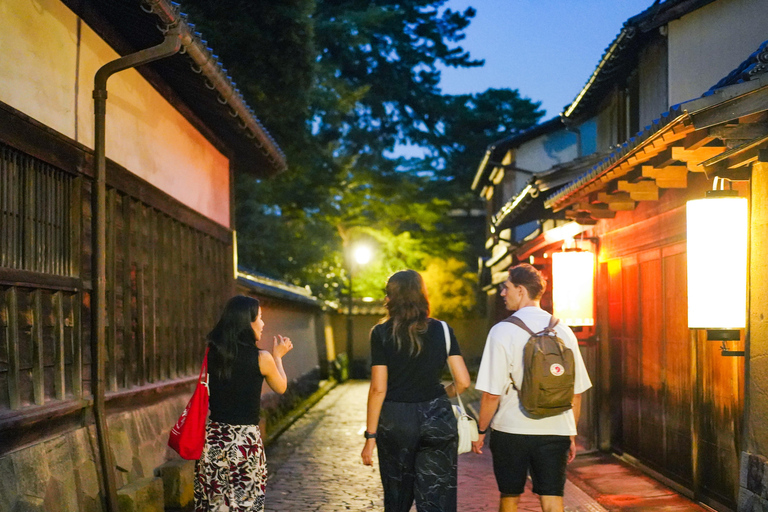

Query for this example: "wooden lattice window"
[0,143,74,276]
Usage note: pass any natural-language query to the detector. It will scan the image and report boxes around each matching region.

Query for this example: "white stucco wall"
[668,0,768,106]
[516,129,578,173]
[0,0,231,227]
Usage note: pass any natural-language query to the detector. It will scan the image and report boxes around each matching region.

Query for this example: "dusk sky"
[439,0,657,117]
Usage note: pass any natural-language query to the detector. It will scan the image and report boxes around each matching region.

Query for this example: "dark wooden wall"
[597,184,743,510]
[0,107,234,452]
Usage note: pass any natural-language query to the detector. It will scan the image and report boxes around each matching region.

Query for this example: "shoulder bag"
[440,321,478,454]
[168,347,209,459]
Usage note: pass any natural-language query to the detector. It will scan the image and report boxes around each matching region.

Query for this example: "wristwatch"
[364,431,377,439]
[477,426,488,435]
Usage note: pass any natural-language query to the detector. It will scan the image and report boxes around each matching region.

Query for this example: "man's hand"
[471,433,486,454]
[567,436,577,463]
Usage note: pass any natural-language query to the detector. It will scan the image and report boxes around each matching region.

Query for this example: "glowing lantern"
[552,250,595,326]
[686,191,748,330]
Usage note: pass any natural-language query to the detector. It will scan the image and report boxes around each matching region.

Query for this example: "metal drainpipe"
[92,26,182,512]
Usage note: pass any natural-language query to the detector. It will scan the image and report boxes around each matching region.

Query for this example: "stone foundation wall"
[0,393,189,512]
[739,451,768,511]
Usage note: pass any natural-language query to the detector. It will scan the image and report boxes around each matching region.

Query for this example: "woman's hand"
[272,335,293,358]
[361,438,376,466]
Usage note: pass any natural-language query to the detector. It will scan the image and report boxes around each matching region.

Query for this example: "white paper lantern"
[686,193,748,329]
[552,251,595,326]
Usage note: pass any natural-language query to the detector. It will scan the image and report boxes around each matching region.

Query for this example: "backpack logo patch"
[550,363,565,376]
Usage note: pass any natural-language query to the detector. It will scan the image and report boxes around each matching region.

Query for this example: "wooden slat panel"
[106,188,118,392]
[31,290,44,405]
[53,292,65,400]
[123,196,134,388]
[638,257,664,467]
[136,203,147,385]
[72,291,82,399]
[147,210,157,383]
[622,261,640,455]
[662,250,693,485]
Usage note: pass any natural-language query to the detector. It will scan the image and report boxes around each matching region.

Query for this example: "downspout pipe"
[92,26,182,512]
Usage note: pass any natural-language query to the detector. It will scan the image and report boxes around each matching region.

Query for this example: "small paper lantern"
[686,191,748,330]
[552,251,595,326]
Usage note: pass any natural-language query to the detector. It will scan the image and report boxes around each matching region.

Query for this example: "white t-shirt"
[475,306,592,436]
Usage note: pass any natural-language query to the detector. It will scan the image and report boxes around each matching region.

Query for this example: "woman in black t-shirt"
[361,270,471,512]
[194,295,293,512]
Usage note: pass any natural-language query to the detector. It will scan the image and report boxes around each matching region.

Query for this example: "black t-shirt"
[208,343,264,425]
[370,318,461,403]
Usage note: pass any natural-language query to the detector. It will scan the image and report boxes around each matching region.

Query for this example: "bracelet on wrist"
[477,426,488,435]
[364,431,377,439]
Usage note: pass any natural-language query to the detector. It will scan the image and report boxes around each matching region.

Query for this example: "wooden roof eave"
[547,80,768,217]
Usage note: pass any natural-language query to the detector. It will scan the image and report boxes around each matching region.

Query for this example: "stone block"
[740,487,768,512]
[117,476,164,512]
[110,416,136,476]
[747,453,767,495]
[42,436,79,511]
[12,495,45,512]
[0,455,19,511]
[11,442,50,499]
[154,459,195,510]
[68,428,102,505]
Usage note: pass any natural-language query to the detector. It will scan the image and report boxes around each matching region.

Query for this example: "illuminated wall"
[0,0,231,227]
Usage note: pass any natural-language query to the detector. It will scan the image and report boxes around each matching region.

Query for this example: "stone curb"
[262,379,339,448]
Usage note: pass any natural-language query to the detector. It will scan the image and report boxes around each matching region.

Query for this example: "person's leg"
[528,435,571,512]
[489,431,530,511]
[499,494,520,512]
[539,495,564,512]
[413,397,458,512]
[377,401,420,512]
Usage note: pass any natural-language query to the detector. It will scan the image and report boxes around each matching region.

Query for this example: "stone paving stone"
[265,381,607,511]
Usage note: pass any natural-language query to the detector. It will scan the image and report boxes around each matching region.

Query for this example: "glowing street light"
[346,242,373,377]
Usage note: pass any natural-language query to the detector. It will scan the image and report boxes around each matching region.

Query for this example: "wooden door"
[603,243,741,508]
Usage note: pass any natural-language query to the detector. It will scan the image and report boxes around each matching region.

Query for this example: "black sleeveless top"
[208,343,264,425]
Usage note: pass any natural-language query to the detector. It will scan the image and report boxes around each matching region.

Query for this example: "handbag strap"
[440,321,466,413]
[199,347,210,393]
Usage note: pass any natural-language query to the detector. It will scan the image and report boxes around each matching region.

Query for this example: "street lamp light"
[346,243,372,378]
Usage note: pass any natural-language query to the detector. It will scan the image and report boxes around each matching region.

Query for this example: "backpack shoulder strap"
[502,315,536,336]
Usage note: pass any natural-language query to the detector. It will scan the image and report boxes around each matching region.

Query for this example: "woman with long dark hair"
[361,270,471,511]
[194,295,293,511]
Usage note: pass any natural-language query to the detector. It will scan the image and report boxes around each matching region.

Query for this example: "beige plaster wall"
[747,161,768,456]
[668,0,768,106]
[0,0,79,138]
[256,305,321,385]
[0,0,231,227]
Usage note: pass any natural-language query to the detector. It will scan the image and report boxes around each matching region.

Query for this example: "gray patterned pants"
[377,396,458,512]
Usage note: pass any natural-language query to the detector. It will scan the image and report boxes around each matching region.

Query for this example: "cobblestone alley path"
[263,381,606,511]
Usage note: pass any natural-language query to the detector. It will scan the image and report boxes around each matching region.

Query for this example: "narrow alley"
[264,382,708,511]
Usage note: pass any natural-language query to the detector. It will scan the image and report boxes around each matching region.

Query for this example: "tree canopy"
[180,0,545,310]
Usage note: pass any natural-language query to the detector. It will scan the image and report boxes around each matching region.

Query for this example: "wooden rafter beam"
[709,122,768,141]
[671,146,727,172]
[641,165,688,188]
[617,180,659,201]
[597,191,636,211]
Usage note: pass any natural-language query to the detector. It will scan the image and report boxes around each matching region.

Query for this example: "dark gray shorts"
[489,430,571,496]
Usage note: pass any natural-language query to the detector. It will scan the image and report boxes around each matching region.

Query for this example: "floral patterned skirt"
[194,420,267,512]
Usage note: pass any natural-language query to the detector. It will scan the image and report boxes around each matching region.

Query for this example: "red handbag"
[168,347,209,459]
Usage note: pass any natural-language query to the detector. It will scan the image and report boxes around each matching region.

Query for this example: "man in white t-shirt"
[472,264,592,512]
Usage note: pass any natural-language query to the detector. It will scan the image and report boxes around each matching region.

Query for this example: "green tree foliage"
[421,257,477,319]
[179,0,544,311]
